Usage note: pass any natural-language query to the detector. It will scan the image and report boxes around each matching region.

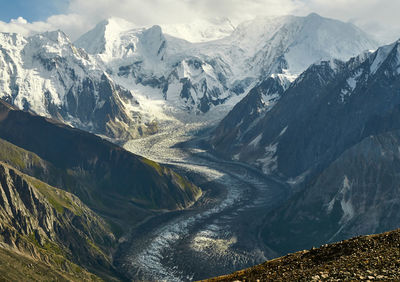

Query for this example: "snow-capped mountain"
[75,17,239,113]
[212,14,379,155]
[0,30,158,140]
[253,40,400,256]
[161,18,235,43]
[0,13,378,142]
[75,14,378,114]
[234,13,377,76]
[213,38,400,180]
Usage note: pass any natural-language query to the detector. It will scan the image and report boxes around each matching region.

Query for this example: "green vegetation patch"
[0,246,100,281]
[0,138,41,170]
[26,176,83,216]
[141,157,163,175]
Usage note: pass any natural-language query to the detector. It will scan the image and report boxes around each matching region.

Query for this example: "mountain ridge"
[0,98,202,231]
[0,160,119,280]
[0,13,378,143]
[210,38,400,260]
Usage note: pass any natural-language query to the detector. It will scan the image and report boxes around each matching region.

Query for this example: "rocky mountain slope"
[0,99,201,230]
[212,75,287,157]
[262,129,400,255]
[212,39,400,256]
[0,98,204,280]
[0,161,118,280]
[213,39,400,178]
[207,228,400,281]
[0,246,102,281]
[212,15,381,160]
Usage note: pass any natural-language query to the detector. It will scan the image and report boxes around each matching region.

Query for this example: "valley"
[0,8,400,281]
[117,119,290,281]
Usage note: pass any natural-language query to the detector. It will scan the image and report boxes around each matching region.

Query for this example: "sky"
[0,0,399,43]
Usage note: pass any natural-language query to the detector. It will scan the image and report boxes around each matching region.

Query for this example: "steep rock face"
[209,40,400,257]
[75,14,377,115]
[214,40,400,179]
[76,18,235,113]
[0,31,155,141]
[212,75,287,156]
[262,130,400,255]
[211,15,378,153]
[0,161,117,279]
[0,100,201,227]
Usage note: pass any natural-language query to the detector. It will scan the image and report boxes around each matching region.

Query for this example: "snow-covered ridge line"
[0,13,379,142]
[73,13,378,115]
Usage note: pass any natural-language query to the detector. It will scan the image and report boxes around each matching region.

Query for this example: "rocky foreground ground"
[205,229,400,281]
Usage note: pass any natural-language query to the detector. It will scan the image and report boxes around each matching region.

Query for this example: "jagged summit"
[368,38,400,74]
[35,29,71,44]
[0,13,379,137]
[75,16,235,56]
[72,14,378,115]
[74,17,138,56]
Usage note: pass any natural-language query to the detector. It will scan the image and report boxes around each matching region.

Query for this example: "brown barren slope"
[205,229,400,281]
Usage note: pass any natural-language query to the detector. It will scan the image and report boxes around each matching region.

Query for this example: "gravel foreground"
[204,228,400,281]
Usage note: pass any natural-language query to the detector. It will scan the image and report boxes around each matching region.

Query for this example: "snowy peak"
[38,30,71,45]
[74,20,108,54]
[263,13,376,75]
[27,30,80,60]
[228,15,291,53]
[369,39,400,75]
[75,17,136,56]
[75,18,168,63]
[0,29,155,141]
[225,13,377,78]
[0,32,26,48]
[71,14,378,115]
[161,17,235,43]
[139,25,167,59]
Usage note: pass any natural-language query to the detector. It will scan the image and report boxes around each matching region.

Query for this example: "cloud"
[66,0,304,26]
[0,0,302,40]
[0,17,51,36]
[303,0,400,43]
[0,0,398,43]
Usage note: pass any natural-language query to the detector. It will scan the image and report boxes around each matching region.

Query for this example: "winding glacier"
[119,120,289,281]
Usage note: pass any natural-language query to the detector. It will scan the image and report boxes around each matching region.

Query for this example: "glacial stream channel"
[117,121,290,281]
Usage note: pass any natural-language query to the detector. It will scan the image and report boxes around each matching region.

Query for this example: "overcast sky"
[0,0,399,43]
